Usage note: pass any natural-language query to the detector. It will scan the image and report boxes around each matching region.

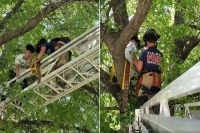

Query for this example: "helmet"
[26,44,35,53]
[143,28,160,42]
[131,35,141,48]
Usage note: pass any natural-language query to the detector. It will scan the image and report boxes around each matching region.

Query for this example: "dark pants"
[135,95,160,114]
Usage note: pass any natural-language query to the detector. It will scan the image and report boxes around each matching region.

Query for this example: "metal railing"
[129,61,200,133]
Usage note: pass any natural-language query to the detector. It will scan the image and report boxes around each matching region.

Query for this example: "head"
[25,44,34,60]
[35,38,47,54]
[131,34,141,48]
[143,28,160,48]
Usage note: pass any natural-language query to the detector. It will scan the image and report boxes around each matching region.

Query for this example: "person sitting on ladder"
[34,37,72,88]
[109,35,141,83]
[133,28,164,114]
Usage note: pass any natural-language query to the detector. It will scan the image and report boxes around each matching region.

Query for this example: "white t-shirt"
[125,41,138,78]
[15,54,29,74]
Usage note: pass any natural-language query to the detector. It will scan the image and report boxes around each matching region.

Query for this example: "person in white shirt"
[125,35,141,78]
[15,44,34,89]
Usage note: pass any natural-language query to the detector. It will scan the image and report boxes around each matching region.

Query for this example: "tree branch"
[0,0,25,30]
[188,24,200,30]
[100,22,119,53]
[105,1,112,24]
[0,0,92,47]
[180,36,200,62]
[114,0,152,85]
[174,0,184,25]
[83,85,99,96]
[82,89,99,107]
[110,0,129,29]
[116,0,152,52]
[100,68,121,108]
[101,106,119,111]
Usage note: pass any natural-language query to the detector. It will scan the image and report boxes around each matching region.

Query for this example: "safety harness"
[135,71,161,96]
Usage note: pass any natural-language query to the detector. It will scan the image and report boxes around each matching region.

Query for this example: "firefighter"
[134,28,164,114]
[35,37,72,88]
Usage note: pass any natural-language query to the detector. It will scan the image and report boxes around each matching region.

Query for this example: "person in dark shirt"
[133,28,164,114]
[35,37,72,88]
[35,37,71,60]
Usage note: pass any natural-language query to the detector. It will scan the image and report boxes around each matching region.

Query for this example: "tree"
[0,0,99,132]
[100,0,200,132]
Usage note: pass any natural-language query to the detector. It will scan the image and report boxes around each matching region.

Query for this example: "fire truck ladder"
[0,25,99,122]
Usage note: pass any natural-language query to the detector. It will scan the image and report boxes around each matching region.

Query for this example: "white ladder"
[0,25,99,122]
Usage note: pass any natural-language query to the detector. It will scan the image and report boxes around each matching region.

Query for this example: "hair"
[35,38,47,54]
[26,44,35,53]
[131,34,141,47]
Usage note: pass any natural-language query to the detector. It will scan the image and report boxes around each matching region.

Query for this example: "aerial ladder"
[0,25,99,122]
[129,61,200,133]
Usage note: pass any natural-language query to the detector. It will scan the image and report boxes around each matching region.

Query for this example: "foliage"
[0,0,99,132]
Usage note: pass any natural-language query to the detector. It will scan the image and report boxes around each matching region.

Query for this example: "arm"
[132,53,138,66]
[137,61,143,72]
[136,51,144,73]
[15,64,20,78]
[29,54,33,67]
[37,46,46,61]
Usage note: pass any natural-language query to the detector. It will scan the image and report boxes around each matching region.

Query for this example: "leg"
[135,73,152,109]
[56,51,70,88]
[135,95,148,109]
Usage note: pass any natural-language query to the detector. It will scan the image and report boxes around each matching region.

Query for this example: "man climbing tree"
[125,35,141,79]
[110,35,140,83]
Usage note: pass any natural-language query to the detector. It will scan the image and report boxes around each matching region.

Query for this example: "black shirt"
[41,41,56,55]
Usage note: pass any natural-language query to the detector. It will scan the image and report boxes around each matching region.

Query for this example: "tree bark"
[173,0,200,63]
[101,0,152,87]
